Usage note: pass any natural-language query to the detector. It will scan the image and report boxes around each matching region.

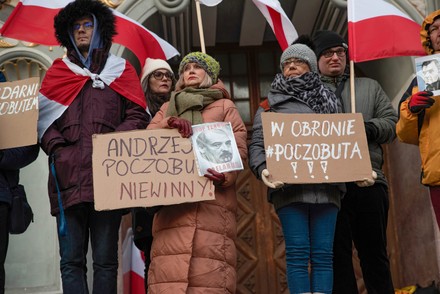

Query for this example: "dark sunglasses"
[151,71,173,80]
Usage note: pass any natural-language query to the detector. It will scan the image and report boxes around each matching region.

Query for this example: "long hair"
[142,72,176,117]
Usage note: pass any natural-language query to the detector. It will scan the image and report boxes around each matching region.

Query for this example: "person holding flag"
[397,10,440,230]
[37,0,149,293]
[313,30,397,294]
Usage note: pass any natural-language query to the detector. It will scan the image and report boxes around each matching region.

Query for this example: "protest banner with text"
[261,112,372,183]
[0,77,39,149]
[92,128,215,211]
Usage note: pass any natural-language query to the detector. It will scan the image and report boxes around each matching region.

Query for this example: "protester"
[249,37,344,294]
[132,57,175,293]
[312,30,397,294]
[37,0,149,293]
[0,145,39,294]
[397,10,440,228]
[146,51,247,293]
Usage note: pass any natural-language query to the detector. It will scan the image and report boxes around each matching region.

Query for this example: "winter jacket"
[396,9,440,186]
[248,76,344,211]
[40,0,149,215]
[396,79,440,186]
[0,145,39,205]
[146,84,247,294]
[321,76,397,187]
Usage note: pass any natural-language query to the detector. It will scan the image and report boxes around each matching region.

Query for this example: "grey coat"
[248,87,344,211]
[321,76,397,187]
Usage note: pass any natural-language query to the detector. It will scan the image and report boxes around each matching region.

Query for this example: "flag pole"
[349,60,356,113]
[194,0,206,53]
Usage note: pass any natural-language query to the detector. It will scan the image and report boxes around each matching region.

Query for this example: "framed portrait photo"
[415,53,440,96]
[191,122,244,176]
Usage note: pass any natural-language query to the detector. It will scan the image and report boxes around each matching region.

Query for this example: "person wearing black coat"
[0,144,39,294]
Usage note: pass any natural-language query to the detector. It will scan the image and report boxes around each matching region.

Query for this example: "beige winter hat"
[140,58,173,83]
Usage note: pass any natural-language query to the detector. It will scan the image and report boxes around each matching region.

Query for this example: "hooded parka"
[39,0,149,214]
[146,83,247,294]
[396,9,440,186]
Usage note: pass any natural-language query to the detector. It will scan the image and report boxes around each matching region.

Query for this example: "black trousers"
[332,183,394,294]
[0,203,9,294]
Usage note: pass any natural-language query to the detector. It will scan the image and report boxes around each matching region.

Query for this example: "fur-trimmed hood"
[54,0,116,51]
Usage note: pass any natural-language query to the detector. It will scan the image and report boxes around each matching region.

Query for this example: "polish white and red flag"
[252,0,298,51]
[122,228,146,294]
[0,0,179,68]
[347,0,425,62]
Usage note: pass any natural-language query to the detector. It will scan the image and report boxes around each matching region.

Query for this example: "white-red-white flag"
[199,0,223,7]
[0,0,179,68]
[122,228,146,294]
[251,0,298,50]
[347,0,425,62]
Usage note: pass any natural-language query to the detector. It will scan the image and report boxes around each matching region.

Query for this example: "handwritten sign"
[261,112,372,183]
[0,77,39,149]
[92,128,215,211]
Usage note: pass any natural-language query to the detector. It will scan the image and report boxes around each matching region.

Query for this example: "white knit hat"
[140,58,173,83]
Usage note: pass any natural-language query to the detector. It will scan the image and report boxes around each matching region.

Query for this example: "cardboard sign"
[0,77,39,149]
[92,128,215,211]
[191,122,243,176]
[261,112,372,183]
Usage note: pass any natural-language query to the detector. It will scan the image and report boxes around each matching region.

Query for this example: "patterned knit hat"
[179,52,220,83]
[312,30,348,59]
[280,43,318,73]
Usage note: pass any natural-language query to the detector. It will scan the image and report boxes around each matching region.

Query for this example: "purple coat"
[40,66,149,215]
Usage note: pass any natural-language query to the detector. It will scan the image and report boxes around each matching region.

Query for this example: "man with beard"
[196,128,233,164]
[37,0,149,293]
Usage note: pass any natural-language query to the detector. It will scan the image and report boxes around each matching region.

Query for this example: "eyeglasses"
[282,58,308,68]
[73,21,94,32]
[322,48,347,58]
[151,71,173,80]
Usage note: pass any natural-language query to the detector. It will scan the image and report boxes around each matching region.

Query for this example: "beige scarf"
[166,87,224,125]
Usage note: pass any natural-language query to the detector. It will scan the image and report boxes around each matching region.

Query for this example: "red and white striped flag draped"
[37,55,146,140]
[347,0,425,62]
[0,0,179,68]
[251,0,298,51]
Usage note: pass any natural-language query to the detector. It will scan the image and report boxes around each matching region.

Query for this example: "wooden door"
[235,166,288,294]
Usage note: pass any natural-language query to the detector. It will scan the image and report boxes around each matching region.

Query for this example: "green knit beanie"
[179,52,220,83]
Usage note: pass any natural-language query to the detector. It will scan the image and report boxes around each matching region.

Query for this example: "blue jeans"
[56,203,122,294]
[277,203,338,294]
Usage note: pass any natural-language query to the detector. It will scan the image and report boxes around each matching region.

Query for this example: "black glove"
[364,122,379,141]
[167,116,193,138]
[408,91,435,113]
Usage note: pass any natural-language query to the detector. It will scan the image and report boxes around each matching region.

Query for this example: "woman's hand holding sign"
[261,169,284,189]
[355,170,377,187]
